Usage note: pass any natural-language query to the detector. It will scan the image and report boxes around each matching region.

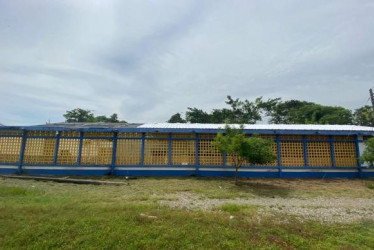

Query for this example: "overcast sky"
[1,0,374,125]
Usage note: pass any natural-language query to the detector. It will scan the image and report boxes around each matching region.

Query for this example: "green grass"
[1,177,374,249]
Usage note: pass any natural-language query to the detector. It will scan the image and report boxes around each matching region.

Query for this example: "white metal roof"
[138,123,374,132]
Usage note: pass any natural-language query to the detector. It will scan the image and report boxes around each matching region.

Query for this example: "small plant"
[213,124,277,184]
[360,136,374,166]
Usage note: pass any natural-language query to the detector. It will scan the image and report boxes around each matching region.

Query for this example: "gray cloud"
[0,0,373,125]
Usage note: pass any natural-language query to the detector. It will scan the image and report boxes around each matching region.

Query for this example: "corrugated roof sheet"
[138,123,374,132]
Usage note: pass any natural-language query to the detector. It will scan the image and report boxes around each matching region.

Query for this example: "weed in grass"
[368,183,374,190]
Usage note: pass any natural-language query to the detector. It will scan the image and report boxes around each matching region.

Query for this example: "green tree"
[213,125,277,184]
[63,108,95,122]
[168,113,186,123]
[353,106,374,126]
[63,109,124,123]
[185,108,212,123]
[261,99,353,125]
[360,137,374,166]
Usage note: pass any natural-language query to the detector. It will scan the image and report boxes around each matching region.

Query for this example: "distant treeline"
[167,96,374,126]
[63,96,374,126]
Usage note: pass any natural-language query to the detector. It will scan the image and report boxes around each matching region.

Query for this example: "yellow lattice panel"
[199,140,223,166]
[116,139,141,165]
[172,140,195,165]
[172,133,195,138]
[306,135,329,140]
[145,133,169,138]
[60,131,80,137]
[0,130,23,136]
[199,134,217,139]
[84,132,113,138]
[57,139,79,165]
[334,142,357,167]
[307,142,331,167]
[280,142,304,166]
[333,136,355,141]
[28,131,56,137]
[144,140,168,165]
[24,138,56,164]
[81,139,112,165]
[280,135,303,140]
[118,132,142,138]
[0,137,22,163]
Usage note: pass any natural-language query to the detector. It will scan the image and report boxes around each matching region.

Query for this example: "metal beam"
[354,135,362,178]
[110,132,118,174]
[303,135,309,167]
[140,132,145,166]
[53,131,60,166]
[17,130,27,174]
[329,135,336,167]
[168,133,172,166]
[77,132,84,166]
[195,133,199,176]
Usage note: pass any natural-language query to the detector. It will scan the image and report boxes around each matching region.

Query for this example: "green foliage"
[261,99,353,125]
[167,113,186,123]
[174,96,273,124]
[360,137,374,166]
[63,108,125,123]
[213,124,276,183]
[214,125,276,166]
[185,108,212,123]
[168,96,358,125]
[353,105,374,126]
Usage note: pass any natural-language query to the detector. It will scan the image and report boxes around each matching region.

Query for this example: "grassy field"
[1,177,374,249]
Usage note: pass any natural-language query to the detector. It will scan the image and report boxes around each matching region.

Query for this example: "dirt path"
[159,192,374,223]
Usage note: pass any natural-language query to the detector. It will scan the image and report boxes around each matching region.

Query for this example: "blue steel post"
[276,135,282,177]
[111,132,118,175]
[17,130,28,174]
[354,135,362,178]
[195,133,199,176]
[302,135,309,167]
[53,131,60,166]
[77,132,84,166]
[329,135,336,167]
[168,133,172,166]
[140,132,145,166]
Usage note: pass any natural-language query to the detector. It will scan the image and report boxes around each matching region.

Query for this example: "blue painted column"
[111,132,118,175]
[354,135,362,178]
[276,135,282,177]
[168,133,172,166]
[302,135,309,167]
[329,135,336,167]
[195,133,199,176]
[53,131,60,166]
[17,130,28,175]
[140,132,145,166]
[77,132,84,166]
